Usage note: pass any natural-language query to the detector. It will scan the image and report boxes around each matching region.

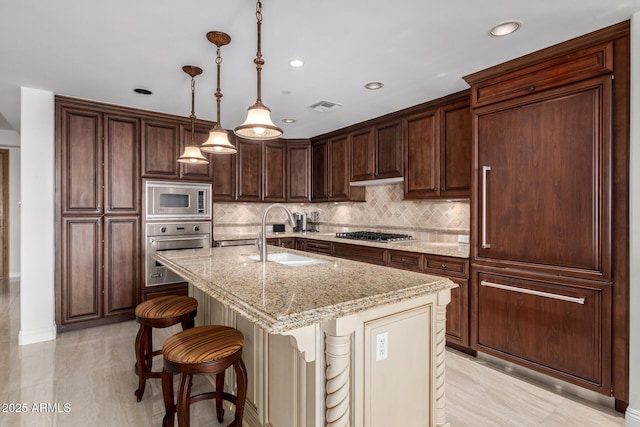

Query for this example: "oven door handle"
[155,247,204,252]
[150,236,207,243]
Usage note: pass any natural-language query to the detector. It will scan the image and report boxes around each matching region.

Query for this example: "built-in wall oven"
[145,222,211,287]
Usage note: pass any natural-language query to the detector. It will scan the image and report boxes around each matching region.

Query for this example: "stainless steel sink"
[247,252,327,266]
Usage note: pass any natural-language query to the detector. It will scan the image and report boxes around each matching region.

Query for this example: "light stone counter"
[153,245,456,334]
[215,231,470,258]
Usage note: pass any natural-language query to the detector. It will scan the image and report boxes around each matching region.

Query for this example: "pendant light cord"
[215,46,223,125]
[190,76,196,145]
[254,0,264,103]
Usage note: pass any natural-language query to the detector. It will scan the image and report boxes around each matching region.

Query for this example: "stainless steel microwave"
[145,180,211,220]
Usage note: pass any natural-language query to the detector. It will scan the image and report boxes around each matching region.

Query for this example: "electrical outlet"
[375,332,388,361]
[458,234,470,244]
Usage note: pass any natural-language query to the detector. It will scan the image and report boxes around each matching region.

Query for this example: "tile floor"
[0,278,626,426]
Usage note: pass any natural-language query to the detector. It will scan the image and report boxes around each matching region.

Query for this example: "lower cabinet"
[58,216,140,330]
[472,271,610,392]
[332,242,387,265]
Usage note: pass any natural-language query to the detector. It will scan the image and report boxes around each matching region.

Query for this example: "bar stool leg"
[162,370,176,427]
[233,358,248,427]
[134,324,150,402]
[177,374,193,427]
[215,371,225,422]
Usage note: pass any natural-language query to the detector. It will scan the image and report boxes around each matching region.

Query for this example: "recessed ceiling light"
[489,21,521,37]
[133,88,152,95]
[364,81,384,90]
[289,59,304,67]
[282,118,296,124]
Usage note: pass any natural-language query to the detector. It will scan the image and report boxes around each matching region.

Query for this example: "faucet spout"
[259,203,296,262]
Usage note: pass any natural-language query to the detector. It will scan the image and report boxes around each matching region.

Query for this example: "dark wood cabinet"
[387,250,422,272]
[350,120,403,183]
[237,139,262,202]
[332,242,387,266]
[141,119,180,179]
[311,140,329,201]
[464,22,630,400]
[212,149,237,202]
[103,216,140,316]
[263,140,286,202]
[403,98,470,199]
[56,97,145,330]
[59,106,103,215]
[104,114,140,214]
[286,141,311,202]
[350,127,375,182]
[311,136,365,202]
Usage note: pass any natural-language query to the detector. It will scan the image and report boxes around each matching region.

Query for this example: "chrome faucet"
[258,203,296,262]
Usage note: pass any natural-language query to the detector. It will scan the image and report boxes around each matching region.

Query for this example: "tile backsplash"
[213,183,469,241]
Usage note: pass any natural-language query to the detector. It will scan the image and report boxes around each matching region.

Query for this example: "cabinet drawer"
[332,242,387,266]
[424,255,468,278]
[387,250,422,272]
[474,272,609,390]
[471,42,613,107]
[303,240,331,255]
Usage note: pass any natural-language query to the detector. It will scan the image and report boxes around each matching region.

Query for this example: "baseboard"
[18,324,57,345]
[627,407,640,427]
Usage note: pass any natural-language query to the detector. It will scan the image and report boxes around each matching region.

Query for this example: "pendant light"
[178,65,209,164]
[201,31,237,154]
[233,0,283,140]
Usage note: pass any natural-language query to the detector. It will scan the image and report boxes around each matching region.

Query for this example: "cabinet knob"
[441,263,447,269]
[527,86,535,92]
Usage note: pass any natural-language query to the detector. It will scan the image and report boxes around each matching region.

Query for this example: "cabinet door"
[403,109,438,199]
[445,277,468,346]
[104,114,140,214]
[58,106,103,215]
[476,77,612,280]
[180,124,214,181]
[141,119,180,178]
[286,142,311,202]
[60,217,103,324]
[440,101,471,197]
[237,139,263,202]
[474,272,610,390]
[103,216,140,316]
[311,140,329,201]
[329,135,351,201]
[350,127,375,181]
[212,150,237,202]
[375,120,403,179]
[263,140,286,202]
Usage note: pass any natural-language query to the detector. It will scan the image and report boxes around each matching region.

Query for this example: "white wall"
[18,87,55,345]
[0,129,21,277]
[627,13,640,427]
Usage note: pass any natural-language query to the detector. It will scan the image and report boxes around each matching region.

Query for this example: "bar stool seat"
[134,295,198,402]
[161,325,247,427]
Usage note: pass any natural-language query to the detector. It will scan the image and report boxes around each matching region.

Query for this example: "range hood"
[350,177,404,187]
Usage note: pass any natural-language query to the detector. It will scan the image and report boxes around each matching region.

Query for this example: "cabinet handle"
[480,280,586,305]
[481,166,491,248]
[441,263,447,269]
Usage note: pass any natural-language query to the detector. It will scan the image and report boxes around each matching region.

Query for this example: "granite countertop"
[214,232,470,258]
[154,246,456,334]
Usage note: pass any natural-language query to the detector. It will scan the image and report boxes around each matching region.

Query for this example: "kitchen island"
[154,245,456,427]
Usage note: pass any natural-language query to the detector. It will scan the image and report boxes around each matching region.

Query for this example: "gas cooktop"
[335,231,414,242]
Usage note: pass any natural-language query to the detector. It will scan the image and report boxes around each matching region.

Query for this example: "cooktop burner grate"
[335,231,414,242]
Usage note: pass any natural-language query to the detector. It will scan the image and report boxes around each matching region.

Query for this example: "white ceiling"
[1,0,639,138]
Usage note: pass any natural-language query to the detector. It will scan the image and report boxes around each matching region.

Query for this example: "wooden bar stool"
[161,325,248,427]
[134,295,198,402]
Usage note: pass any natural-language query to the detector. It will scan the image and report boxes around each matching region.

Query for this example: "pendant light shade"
[201,31,237,154]
[233,0,283,140]
[178,65,209,165]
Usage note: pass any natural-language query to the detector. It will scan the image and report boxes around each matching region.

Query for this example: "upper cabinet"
[179,124,214,181]
[403,97,471,200]
[236,139,262,202]
[286,141,311,202]
[58,103,141,216]
[312,136,365,202]
[350,120,403,183]
[141,119,181,179]
[262,140,287,202]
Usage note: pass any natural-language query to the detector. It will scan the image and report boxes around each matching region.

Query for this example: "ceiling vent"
[308,100,343,113]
